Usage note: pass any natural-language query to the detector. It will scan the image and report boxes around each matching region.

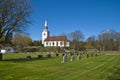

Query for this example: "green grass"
[0,52,120,80]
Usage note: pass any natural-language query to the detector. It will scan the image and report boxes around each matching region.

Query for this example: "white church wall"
[44,41,70,47]
[66,42,70,47]
[58,41,61,47]
[44,42,47,47]
[58,41,64,47]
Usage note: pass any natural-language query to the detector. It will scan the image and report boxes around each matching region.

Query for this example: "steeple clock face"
[44,33,46,36]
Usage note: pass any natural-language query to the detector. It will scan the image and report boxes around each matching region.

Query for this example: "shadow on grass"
[2,57,57,63]
[106,66,120,80]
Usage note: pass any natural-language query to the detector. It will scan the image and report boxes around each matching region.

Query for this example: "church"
[42,20,70,47]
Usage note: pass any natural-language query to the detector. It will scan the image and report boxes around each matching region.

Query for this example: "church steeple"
[43,20,48,31]
[42,20,50,44]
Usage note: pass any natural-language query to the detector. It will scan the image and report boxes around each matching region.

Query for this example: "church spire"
[43,20,49,32]
[44,20,48,28]
[42,20,49,44]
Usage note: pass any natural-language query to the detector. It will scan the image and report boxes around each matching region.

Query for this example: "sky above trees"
[30,0,120,40]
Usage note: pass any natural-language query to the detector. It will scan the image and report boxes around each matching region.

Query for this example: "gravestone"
[91,53,93,57]
[0,53,2,61]
[26,55,31,60]
[56,53,59,57]
[38,55,43,58]
[62,53,65,56]
[61,54,67,63]
[77,54,81,60]
[95,53,97,57]
[86,54,89,58]
[47,53,51,58]
[70,55,75,61]
[70,53,73,56]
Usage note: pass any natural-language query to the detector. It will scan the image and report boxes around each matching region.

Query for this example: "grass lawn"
[0,52,120,80]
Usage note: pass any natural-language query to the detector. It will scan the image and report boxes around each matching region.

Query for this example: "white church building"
[42,20,70,47]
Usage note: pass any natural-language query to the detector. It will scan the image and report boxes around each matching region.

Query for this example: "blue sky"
[29,0,120,40]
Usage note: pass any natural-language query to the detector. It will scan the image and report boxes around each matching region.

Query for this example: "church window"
[46,42,48,46]
[49,42,51,46]
[53,42,54,46]
[60,42,62,45]
[56,42,58,46]
[60,41,64,45]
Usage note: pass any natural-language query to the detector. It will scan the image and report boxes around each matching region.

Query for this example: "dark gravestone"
[38,55,43,58]
[56,53,59,57]
[91,54,93,57]
[47,54,51,58]
[62,53,65,56]
[26,55,31,60]
[0,53,2,61]
[87,54,89,58]
[95,54,97,57]
[70,53,73,56]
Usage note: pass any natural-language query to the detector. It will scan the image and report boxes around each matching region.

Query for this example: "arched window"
[53,42,54,46]
[46,42,48,46]
[56,42,58,46]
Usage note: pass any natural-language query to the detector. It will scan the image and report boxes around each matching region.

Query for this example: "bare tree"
[86,35,96,49]
[68,30,84,50]
[0,0,32,43]
[115,32,120,50]
[98,29,117,51]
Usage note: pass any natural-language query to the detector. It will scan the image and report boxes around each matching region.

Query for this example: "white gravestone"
[70,55,75,61]
[77,54,81,60]
[61,54,67,63]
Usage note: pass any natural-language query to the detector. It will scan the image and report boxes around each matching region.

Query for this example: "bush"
[22,47,39,52]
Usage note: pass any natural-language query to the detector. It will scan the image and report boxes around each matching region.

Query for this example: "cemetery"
[0,51,120,80]
[0,0,120,80]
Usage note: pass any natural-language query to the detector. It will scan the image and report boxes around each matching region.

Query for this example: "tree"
[86,36,96,49]
[13,34,32,47]
[98,29,117,51]
[115,32,120,50]
[31,40,43,46]
[0,0,32,43]
[68,30,84,50]
[85,36,96,49]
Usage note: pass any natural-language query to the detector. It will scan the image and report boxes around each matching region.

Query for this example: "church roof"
[44,36,70,41]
